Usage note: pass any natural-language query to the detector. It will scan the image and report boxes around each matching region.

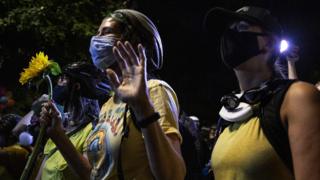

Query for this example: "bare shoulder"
[281,81,320,122]
[286,81,320,102]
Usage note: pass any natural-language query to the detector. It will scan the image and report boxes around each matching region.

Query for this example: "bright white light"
[280,40,289,53]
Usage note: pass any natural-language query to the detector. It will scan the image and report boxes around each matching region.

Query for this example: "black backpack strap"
[259,79,296,174]
[178,114,203,180]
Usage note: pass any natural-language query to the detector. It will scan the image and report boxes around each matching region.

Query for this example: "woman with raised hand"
[40,9,186,180]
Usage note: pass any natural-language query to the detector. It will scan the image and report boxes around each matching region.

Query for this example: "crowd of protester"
[1,6,320,180]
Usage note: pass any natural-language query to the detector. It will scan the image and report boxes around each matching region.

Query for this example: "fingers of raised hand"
[116,41,132,63]
[138,44,146,68]
[116,41,139,66]
[113,46,129,72]
[113,41,141,69]
[124,41,140,65]
[106,68,121,89]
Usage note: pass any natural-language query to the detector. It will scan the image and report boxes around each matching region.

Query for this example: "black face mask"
[220,29,268,68]
[53,85,70,105]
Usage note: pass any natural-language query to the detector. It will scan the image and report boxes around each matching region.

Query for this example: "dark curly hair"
[0,114,21,146]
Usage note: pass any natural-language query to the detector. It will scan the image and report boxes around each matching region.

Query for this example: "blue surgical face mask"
[89,36,119,70]
[53,85,69,105]
[55,103,66,122]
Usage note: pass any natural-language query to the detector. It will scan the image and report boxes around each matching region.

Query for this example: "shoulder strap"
[259,79,296,174]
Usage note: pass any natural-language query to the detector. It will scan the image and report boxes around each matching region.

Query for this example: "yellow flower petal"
[19,51,53,85]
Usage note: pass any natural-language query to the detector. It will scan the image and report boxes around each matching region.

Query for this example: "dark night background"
[133,0,320,125]
[1,0,320,126]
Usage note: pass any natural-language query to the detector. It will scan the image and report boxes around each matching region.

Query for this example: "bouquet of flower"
[19,52,61,180]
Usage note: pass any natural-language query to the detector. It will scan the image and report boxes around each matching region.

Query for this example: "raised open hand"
[106,41,149,106]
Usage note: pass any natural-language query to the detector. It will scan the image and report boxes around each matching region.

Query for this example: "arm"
[281,82,320,180]
[13,94,49,136]
[287,61,298,79]
[39,102,92,180]
[142,123,186,180]
[107,41,186,180]
[132,95,186,180]
[286,45,299,79]
[12,110,34,136]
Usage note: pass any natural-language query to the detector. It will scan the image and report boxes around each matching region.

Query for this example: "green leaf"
[49,61,62,76]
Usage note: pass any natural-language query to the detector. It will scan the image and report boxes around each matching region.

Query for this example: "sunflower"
[18,51,61,180]
[19,52,57,85]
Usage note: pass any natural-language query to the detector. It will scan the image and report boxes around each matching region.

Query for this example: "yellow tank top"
[41,123,93,180]
[211,117,293,180]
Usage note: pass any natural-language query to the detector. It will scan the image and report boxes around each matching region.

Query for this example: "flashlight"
[280,39,289,53]
[280,39,299,61]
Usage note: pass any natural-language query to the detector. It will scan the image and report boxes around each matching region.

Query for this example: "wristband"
[137,112,160,128]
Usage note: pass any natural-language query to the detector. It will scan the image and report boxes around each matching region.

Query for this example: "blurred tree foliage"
[0,0,127,115]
